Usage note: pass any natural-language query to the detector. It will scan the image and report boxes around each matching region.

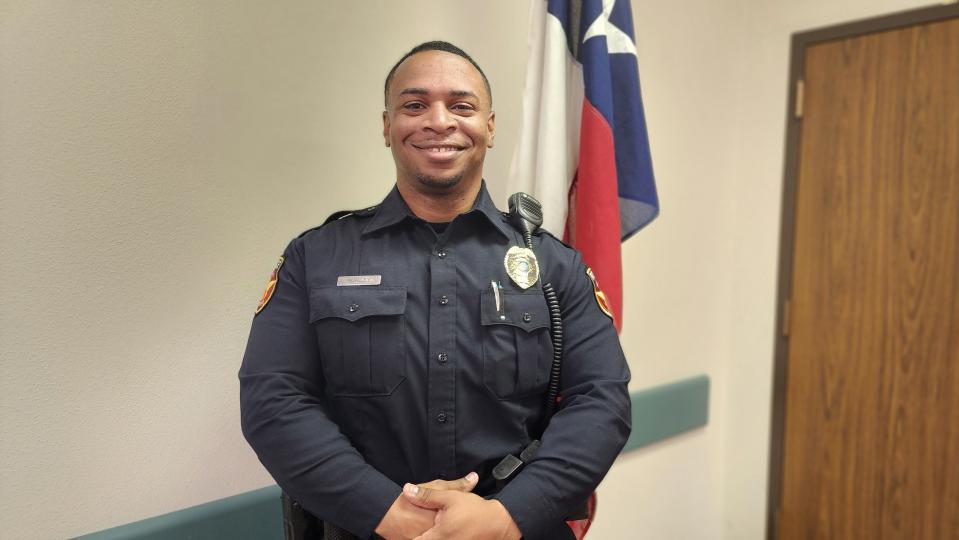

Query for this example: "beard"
[414,172,464,190]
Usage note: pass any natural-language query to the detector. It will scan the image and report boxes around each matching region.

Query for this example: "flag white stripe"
[507,2,585,237]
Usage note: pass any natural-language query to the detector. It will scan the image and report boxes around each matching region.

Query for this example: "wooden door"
[772,8,959,540]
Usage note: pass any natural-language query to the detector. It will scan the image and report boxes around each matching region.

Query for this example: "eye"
[451,103,476,113]
[402,102,427,112]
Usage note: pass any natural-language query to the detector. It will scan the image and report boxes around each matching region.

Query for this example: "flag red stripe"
[568,99,623,331]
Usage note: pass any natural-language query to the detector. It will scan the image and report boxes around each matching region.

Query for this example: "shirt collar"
[362,180,513,240]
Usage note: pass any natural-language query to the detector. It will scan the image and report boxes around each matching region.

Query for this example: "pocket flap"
[310,286,407,323]
[480,289,550,332]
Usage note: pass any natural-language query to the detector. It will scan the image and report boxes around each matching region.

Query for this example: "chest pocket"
[309,286,407,397]
[480,289,552,399]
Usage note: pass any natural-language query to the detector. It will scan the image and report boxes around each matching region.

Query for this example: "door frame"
[766,4,959,539]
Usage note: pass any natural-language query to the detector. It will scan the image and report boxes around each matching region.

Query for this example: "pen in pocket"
[491,280,505,320]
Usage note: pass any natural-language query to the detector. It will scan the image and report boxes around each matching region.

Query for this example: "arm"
[493,250,632,540]
[239,238,401,538]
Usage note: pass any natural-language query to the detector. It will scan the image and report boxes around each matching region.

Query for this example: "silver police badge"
[504,246,540,289]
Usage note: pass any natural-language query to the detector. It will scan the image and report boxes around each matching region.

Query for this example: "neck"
[396,177,482,223]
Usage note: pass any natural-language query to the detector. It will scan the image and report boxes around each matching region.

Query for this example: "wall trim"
[74,374,710,539]
[72,486,283,540]
[623,374,710,453]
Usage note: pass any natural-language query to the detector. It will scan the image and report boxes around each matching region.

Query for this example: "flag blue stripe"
[546,0,659,237]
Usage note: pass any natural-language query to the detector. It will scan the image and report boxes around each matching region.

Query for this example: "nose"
[424,103,456,133]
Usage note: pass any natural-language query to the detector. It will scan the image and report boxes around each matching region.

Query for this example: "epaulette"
[296,205,380,238]
[498,211,574,249]
[538,228,575,250]
[323,204,379,225]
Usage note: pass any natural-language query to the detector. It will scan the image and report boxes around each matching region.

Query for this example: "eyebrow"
[398,88,480,100]
[449,90,479,100]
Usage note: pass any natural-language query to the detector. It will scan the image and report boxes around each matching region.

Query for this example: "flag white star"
[582,0,637,56]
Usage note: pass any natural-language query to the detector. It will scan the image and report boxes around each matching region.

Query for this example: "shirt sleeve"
[239,238,401,538]
[493,248,632,540]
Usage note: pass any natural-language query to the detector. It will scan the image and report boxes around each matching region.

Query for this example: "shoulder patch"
[586,266,614,321]
[255,256,285,315]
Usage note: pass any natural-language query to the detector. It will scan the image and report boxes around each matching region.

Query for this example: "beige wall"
[0,1,940,539]
[0,3,529,538]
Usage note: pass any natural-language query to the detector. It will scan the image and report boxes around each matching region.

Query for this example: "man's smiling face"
[383,50,495,192]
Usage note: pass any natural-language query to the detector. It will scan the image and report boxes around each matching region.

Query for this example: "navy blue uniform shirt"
[239,183,631,539]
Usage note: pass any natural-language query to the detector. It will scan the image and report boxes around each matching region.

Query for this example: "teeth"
[426,146,458,152]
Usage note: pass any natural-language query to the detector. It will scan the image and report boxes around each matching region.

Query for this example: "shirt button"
[437,353,449,364]
[348,303,359,313]
[436,412,448,424]
[436,251,447,258]
[439,295,449,306]
[523,312,532,322]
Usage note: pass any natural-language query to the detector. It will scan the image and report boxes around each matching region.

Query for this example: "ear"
[382,110,391,147]
[487,111,496,148]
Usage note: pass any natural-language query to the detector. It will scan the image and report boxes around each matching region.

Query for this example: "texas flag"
[508,0,658,332]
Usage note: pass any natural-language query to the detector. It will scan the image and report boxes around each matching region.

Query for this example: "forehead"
[389,50,489,104]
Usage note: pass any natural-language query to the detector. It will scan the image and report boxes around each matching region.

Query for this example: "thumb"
[412,530,442,540]
[418,471,479,493]
[403,483,456,510]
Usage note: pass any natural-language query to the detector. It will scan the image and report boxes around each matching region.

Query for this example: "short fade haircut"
[384,41,492,108]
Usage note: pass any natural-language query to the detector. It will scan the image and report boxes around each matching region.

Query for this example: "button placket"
[427,246,456,478]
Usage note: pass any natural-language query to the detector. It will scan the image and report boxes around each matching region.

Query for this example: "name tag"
[336,275,382,286]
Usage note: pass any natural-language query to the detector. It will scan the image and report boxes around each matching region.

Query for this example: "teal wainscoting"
[74,375,709,540]
[623,374,710,453]
[73,486,283,540]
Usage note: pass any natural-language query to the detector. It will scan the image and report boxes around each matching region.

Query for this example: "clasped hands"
[374,472,522,540]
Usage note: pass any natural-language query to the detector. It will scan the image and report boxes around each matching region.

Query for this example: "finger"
[403,483,453,510]
[418,472,478,493]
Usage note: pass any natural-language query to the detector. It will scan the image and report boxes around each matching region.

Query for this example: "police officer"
[240,41,631,540]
